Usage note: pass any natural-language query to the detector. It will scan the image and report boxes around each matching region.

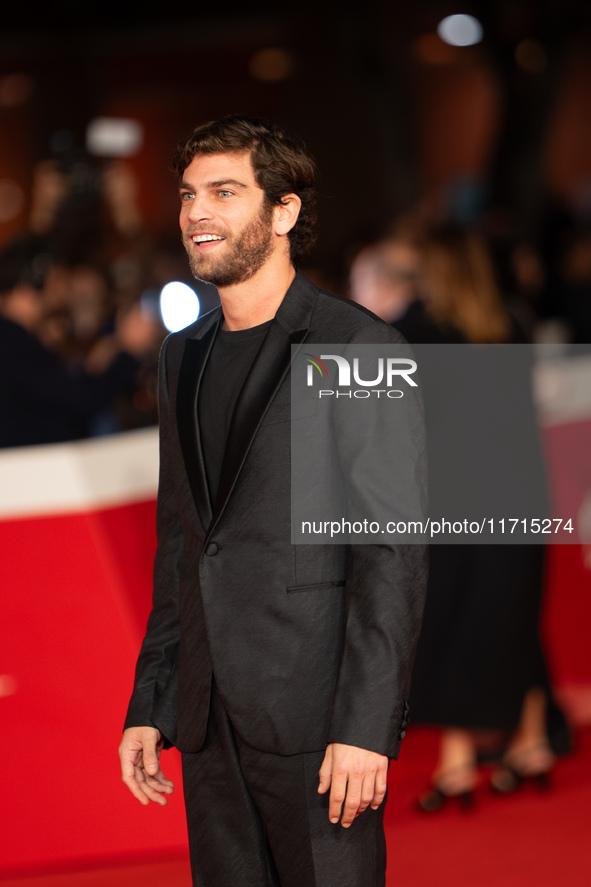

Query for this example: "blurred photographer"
[0,243,159,448]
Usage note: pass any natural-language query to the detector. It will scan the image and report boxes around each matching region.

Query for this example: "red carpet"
[1,435,589,886]
[2,726,590,886]
[383,724,591,887]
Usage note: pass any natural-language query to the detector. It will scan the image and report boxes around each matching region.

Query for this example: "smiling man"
[119,115,427,887]
[180,154,276,288]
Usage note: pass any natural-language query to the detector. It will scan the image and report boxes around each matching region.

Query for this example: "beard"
[183,201,275,288]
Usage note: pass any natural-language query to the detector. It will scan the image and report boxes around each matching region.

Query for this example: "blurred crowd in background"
[0,160,159,445]
[1,147,590,448]
[2,2,591,448]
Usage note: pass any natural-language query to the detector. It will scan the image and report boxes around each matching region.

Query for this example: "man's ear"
[274,193,301,236]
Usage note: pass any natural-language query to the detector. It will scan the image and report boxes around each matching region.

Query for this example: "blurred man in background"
[0,244,158,448]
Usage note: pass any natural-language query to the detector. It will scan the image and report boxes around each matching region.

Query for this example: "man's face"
[179,152,276,288]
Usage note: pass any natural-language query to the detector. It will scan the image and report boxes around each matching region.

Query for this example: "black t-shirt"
[198,318,273,503]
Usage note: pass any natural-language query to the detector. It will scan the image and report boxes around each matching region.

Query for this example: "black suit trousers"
[181,681,387,887]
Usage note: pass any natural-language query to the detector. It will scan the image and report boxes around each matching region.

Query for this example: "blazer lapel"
[207,272,317,539]
[176,309,222,532]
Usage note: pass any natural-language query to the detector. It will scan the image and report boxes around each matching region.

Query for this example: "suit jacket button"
[205,542,219,556]
[399,730,406,739]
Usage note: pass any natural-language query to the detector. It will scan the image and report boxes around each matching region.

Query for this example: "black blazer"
[124,272,428,759]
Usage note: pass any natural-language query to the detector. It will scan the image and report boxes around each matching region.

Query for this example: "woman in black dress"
[395,226,566,809]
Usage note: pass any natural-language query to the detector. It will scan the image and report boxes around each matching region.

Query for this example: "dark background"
[2,0,591,285]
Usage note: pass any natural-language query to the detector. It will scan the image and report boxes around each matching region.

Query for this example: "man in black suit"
[119,116,427,887]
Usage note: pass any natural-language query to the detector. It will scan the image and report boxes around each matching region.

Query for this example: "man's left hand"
[318,743,388,827]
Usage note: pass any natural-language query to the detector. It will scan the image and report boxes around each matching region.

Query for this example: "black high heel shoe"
[417,765,477,812]
[417,785,475,812]
[490,766,551,794]
[490,744,554,795]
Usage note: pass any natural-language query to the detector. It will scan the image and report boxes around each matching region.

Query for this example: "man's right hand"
[119,726,174,806]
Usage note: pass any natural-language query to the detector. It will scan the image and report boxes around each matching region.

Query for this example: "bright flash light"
[437,14,483,47]
[86,117,143,157]
[160,282,200,332]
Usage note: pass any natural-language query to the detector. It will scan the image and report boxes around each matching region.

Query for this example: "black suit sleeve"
[123,336,182,742]
[325,325,428,759]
